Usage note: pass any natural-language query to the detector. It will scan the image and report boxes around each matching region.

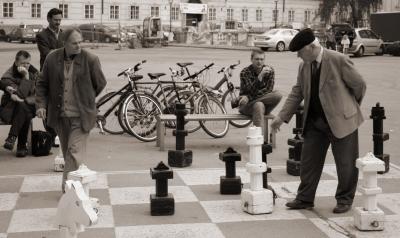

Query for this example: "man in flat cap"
[271,28,366,213]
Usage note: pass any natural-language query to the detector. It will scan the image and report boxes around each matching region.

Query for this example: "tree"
[319,0,382,27]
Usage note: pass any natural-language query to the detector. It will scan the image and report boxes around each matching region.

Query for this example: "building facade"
[0,0,321,30]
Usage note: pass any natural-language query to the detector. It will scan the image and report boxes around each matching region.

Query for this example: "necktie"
[311,60,319,78]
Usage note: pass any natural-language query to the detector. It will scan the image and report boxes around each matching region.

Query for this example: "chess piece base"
[241,189,273,214]
[287,159,301,176]
[220,176,242,195]
[354,207,384,231]
[168,150,192,168]
[150,193,175,216]
[54,155,65,172]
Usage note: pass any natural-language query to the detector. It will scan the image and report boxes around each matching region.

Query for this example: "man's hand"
[17,66,29,79]
[36,108,47,120]
[10,94,24,102]
[258,66,268,81]
[238,96,249,106]
[271,116,284,133]
[5,86,16,94]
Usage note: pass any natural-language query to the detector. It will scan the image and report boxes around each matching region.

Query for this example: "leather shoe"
[16,146,28,157]
[286,199,314,209]
[333,204,351,214]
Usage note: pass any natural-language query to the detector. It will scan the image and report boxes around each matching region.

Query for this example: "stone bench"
[156,113,276,151]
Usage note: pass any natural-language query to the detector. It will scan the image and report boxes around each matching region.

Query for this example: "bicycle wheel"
[222,86,252,128]
[198,96,229,138]
[97,91,125,135]
[122,93,162,142]
[167,90,201,133]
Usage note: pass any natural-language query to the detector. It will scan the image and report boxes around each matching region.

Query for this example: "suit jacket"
[36,28,64,70]
[35,48,107,132]
[278,49,366,139]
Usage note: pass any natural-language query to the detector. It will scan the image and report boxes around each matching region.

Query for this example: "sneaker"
[3,135,17,150]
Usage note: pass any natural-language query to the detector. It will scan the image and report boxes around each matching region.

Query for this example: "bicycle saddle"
[130,75,143,81]
[177,62,193,67]
[148,73,166,79]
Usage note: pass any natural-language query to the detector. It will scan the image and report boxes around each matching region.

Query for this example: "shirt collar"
[315,47,323,64]
[48,27,60,37]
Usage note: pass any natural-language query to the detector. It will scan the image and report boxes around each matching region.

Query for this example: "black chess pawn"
[150,161,174,216]
[219,147,242,194]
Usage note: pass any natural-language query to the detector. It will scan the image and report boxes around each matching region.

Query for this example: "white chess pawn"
[241,127,274,214]
[54,136,65,172]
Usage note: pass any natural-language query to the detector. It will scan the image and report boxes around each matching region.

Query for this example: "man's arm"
[340,56,366,104]
[35,58,49,110]
[89,56,107,96]
[36,32,51,58]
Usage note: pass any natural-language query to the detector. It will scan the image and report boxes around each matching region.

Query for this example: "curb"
[168,43,258,51]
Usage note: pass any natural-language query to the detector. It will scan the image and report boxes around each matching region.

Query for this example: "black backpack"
[31,130,52,156]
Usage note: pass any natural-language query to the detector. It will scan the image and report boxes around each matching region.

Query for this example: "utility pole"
[274,1,278,28]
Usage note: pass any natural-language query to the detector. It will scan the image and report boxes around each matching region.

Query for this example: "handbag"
[31,130,52,156]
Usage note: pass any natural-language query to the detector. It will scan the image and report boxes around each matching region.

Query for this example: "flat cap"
[289,28,315,52]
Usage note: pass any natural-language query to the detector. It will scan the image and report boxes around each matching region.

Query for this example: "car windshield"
[24,28,35,33]
[265,29,279,35]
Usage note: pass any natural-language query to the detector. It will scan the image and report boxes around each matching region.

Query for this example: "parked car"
[6,26,36,43]
[349,28,384,57]
[19,24,43,33]
[0,29,7,41]
[78,24,119,43]
[253,28,299,52]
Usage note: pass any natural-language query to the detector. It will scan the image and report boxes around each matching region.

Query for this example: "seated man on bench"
[237,49,282,129]
[0,50,39,157]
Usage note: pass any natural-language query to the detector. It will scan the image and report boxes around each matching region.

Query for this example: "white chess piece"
[54,136,65,172]
[354,152,385,231]
[68,164,100,213]
[56,180,98,238]
[241,127,273,214]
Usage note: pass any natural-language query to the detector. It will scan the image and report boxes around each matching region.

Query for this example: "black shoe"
[333,204,351,214]
[286,199,314,209]
[3,135,17,150]
[16,146,28,157]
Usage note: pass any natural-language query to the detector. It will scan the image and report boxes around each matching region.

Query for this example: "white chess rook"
[54,136,65,172]
[56,180,98,238]
[354,152,385,231]
[241,126,273,214]
[68,164,100,212]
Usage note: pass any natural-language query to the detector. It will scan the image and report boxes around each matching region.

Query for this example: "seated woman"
[0,50,38,157]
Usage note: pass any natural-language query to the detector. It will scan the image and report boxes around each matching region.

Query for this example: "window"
[242,9,248,22]
[304,10,311,23]
[227,8,233,21]
[110,5,119,19]
[3,3,13,17]
[358,30,369,38]
[31,3,41,18]
[130,6,139,19]
[151,6,159,17]
[256,9,262,21]
[172,6,179,20]
[85,5,94,19]
[272,9,278,22]
[288,10,295,22]
[59,4,68,18]
[208,7,216,21]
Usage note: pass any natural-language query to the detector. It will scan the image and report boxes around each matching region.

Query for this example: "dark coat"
[36,28,64,70]
[0,64,38,123]
[35,48,107,132]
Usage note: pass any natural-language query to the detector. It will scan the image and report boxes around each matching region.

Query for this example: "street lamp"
[274,0,278,28]
[169,0,173,33]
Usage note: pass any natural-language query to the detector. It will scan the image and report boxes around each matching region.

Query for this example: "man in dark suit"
[36,28,107,191]
[36,8,64,146]
[271,29,366,213]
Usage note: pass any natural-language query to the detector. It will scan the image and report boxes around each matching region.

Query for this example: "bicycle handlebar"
[117,60,147,77]
[217,61,240,74]
[182,63,214,81]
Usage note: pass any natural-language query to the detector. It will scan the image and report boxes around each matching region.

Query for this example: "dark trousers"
[44,119,57,143]
[296,117,359,205]
[9,102,35,148]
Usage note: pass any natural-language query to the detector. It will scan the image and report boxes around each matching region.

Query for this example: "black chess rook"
[370,102,390,174]
[168,103,193,167]
[219,147,242,194]
[150,161,175,216]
